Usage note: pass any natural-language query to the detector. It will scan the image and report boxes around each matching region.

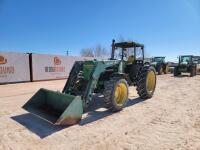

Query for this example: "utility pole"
[66,50,69,56]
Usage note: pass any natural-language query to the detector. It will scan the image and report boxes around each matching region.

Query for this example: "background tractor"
[194,56,200,74]
[150,57,169,75]
[174,55,197,77]
[23,39,157,126]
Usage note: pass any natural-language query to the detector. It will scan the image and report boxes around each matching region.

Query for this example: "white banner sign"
[0,52,30,84]
[31,54,93,81]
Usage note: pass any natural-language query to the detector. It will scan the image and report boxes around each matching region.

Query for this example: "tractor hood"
[151,62,157,66]
[180,62,188,65]
[80,59,121,80]
[82,59,121,64]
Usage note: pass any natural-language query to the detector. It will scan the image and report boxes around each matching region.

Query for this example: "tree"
[80,44,108,58]
[94,44,108,57]
[80,48,94,57]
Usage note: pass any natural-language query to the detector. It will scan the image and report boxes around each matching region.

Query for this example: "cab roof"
[180,55,193,57]
[114,41,144,48]
[154,56,165,58]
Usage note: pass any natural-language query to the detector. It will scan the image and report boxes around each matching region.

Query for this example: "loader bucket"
[22,88,83,126]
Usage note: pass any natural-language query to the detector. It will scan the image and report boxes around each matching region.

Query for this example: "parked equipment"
[193,56,200,74]
[174,55,198,77]
[150,57,169,75]
[23,40,156,126]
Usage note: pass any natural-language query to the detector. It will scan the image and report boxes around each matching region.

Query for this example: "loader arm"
[62,60,121,108]
[83,60,121,102]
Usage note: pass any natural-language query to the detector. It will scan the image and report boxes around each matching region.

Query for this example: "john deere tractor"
[194,56,200,74]
[151,57,169,75]
[23,40,156,126]
[174,55,197,77]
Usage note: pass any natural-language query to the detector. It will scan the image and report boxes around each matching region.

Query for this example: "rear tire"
[163,65,169,74]
[103,77,129,112]
[136,66,156,99]
[190,67,196,77]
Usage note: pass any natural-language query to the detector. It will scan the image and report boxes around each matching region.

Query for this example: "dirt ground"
[0,74,200,150]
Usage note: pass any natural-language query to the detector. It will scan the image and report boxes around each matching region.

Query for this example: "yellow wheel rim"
[146,71,156,93]
[114,83,128,106]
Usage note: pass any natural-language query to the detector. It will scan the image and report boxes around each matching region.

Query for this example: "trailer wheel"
[136,66,156,99]
[103,77,129,112]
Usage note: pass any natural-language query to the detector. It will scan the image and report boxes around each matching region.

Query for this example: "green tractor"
[174,55,197,77]
[23,40,156,126]
[150,57,169,75]
[194,56,200,74]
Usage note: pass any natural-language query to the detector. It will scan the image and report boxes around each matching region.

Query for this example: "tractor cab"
[110,39,147,82]
[111,40,144,65]
[152,57,165,63]
[179,55,193,65]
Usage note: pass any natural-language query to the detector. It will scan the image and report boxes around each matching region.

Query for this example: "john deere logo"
[54,57,61,65]
[0,55,7,65]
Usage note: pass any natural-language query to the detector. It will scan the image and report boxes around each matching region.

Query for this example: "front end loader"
[23,39,157,126]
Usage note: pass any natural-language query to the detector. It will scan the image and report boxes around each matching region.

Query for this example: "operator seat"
[127,55,135,64]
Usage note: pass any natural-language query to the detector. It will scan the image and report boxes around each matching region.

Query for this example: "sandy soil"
[0,74,200,150]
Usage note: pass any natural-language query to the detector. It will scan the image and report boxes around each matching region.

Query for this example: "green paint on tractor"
[174,55,199,77]
[22,39,157,126]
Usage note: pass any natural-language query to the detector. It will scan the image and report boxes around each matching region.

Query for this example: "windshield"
[114,47,126,60]
[153,57,165,62]
[135,48,143,60]
[114,47,143,60]
[180,56,191,63]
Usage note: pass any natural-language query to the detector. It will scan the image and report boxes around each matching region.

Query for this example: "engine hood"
[151,62,157,65]
[180,62,188,65]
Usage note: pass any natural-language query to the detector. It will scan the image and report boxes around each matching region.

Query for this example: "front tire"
[174,67,180,76]
[158,65,163,75]
[103,77,129,112]
[136,66,156,99]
